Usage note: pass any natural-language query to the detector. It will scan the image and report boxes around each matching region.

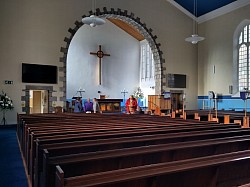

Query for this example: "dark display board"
[167,74,186,88]
[22,63,57,84]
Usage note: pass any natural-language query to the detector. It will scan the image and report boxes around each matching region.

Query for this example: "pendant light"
[185,0,205,44]
[82,0,106,27]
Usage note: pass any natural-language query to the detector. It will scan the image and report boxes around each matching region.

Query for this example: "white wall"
[67,20,140,99]
[0,0,198,124]
[198,4,250,96]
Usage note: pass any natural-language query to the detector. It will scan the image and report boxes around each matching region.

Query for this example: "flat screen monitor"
[22,63,57,84]
[167,74,186,88]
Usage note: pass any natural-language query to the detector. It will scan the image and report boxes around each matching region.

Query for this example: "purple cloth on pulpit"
[84,101,93,112]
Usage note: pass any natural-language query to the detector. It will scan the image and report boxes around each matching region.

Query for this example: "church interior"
[0,0,249,123]
[1,0,250,186]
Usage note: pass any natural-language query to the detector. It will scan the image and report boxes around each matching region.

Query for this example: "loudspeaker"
[229,85,233,94]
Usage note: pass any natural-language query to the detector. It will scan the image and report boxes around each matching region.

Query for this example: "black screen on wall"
[22,63,58,84]
[167,74,186,88]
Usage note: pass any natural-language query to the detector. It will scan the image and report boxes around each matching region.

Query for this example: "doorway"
[29,90,49,114]
[171,91,184,112]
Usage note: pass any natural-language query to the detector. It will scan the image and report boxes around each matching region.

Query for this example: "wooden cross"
[90,45,110,85]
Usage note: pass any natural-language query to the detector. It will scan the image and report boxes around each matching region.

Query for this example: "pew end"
[208,113,213,121]
[180,111,187,120]
[55,165,64,187]
[207,114,219,123]
[243,116,249,128]
[234,120,242,126]
[41,149,50,187]
[194,113,200,121]
[211,118,219,123]
[171,111,176,118]
[224,115,230,124]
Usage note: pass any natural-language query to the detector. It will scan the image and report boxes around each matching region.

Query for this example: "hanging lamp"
[82,0,106,27]
[185,0,205,44]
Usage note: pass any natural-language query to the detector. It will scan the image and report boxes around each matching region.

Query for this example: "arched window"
[140,40,154,81]
[233,20,250,93]
[237,22,250,91]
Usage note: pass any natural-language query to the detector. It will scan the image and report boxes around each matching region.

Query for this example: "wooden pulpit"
[148,95,171,116]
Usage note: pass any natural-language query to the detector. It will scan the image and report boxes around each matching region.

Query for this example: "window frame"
[238,24,250,91]
[140,40,154,81]
[233,20,250,94]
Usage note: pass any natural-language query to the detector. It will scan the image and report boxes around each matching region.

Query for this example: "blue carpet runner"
[0,126,28,187]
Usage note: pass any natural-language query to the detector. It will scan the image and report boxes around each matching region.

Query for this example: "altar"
[97,99,123,113]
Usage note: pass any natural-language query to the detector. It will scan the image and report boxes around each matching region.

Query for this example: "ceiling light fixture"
[185,0,205,44]
[82,0,106,27]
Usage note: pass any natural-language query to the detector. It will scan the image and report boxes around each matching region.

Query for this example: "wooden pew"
[18,112,220,157]
[19,115,221,184]
[16,113,242,187]
[26,119,224,167]
[23,115,216,161]
[30,123,239,170]
[33,125,241,186]
[20,114,207,152]
[26,119,220,168]
[41,134,250,187]
[23,115,198,159]
[184,110,250,126]
[18,118,215,184]
[55,150,250,187]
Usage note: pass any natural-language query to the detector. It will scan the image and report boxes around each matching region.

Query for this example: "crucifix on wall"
[90,45,110,85]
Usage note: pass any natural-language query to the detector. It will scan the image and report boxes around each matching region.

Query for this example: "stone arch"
[59,7,166,106]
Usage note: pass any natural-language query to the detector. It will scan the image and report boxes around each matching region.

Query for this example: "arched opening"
[59,8,166,109]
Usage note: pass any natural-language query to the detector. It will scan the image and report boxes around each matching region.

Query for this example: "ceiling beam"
[107,18,145,41]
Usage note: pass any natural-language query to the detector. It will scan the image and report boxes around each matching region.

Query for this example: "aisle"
[0,125,28,187]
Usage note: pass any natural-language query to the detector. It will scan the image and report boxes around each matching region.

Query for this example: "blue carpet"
[0,126,28,187]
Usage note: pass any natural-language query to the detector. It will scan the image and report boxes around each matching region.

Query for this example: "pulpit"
[148,95,171,115]
[97,99,123,113]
